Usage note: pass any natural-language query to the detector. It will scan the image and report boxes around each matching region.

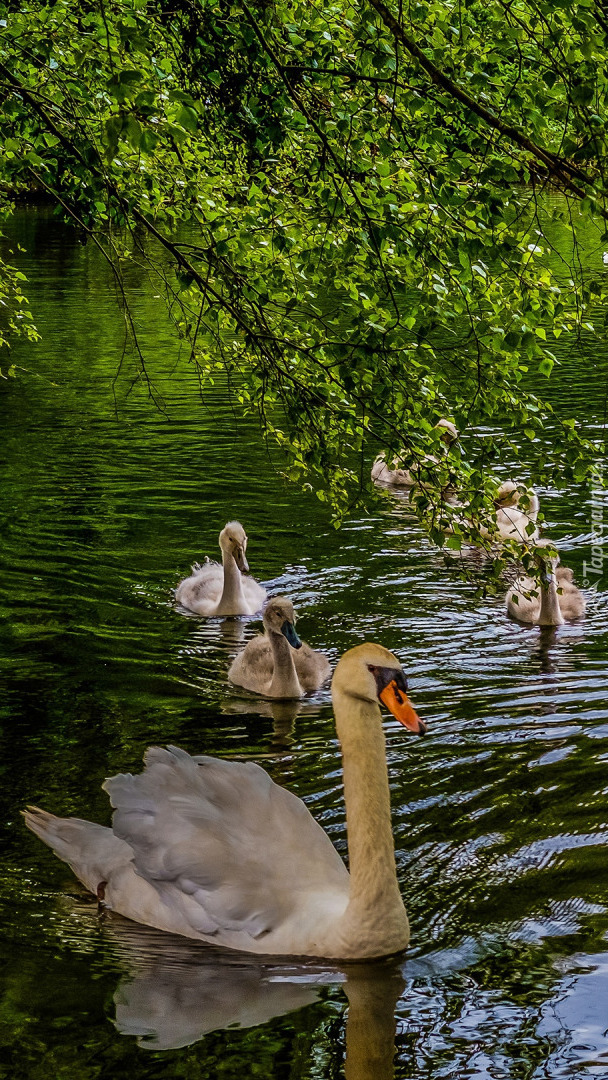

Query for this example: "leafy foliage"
[0,0,606,542]
[0,196,38,372]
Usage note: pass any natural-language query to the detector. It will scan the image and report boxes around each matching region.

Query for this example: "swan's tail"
[23,806,133,895]
[24,805,84,859]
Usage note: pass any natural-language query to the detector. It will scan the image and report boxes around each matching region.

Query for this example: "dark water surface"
[1,208,608,1079]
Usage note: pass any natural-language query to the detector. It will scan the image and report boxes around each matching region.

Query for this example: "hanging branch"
[367,0,604,204]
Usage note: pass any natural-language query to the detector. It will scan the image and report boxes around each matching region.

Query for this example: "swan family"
[25,427,586,962]
[372,421,583,625]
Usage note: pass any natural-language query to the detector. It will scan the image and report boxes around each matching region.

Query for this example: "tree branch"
[367,0,602,204]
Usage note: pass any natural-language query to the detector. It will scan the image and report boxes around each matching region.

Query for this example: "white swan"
[228,596,331,698]
[24,644,425,960]
[176,521,266,616]
[492,480,540,543]
[371,419,458,487]
[506,543,586,624]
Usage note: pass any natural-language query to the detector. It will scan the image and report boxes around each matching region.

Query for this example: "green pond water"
[1,206,608,1079]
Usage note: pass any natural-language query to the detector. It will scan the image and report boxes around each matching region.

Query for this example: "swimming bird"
[228,596,331,698]
[175,521,266,616]
[506,544,585,624]
[24,644,425,960]
[492,480,540,543]
[371,419,458,487]
[495,480,539,519]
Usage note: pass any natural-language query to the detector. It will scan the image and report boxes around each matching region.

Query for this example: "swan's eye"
[368,664,408,697]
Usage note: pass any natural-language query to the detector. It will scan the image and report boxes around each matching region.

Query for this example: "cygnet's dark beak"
[234,545,249,573]
[281,620,302,649]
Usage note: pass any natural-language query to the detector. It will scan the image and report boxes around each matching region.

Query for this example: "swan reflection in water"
[221,690,330,750]
[106,912,405,1077]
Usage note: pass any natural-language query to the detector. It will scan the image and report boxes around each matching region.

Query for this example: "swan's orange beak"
[380,681,426,735]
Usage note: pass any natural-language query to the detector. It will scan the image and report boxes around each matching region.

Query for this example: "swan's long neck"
[333,691,409,957]
[217,549,246,614]
[268,630,302,698]
[538,575,564,626]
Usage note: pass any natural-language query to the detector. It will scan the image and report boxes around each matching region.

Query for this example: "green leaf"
[177,106,199,133]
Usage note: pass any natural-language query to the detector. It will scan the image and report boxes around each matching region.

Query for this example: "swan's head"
[435,418,458,446]
[262,596,302,649]
[219,521,249,572]
[332,644,426,734]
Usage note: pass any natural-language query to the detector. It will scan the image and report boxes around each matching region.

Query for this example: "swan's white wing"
[496,508,538,542]
[294,642,331,692]
[228,634,274,690]
[175,561,224,611]
[176,562,265,616]
[104,746,349,944]
[240,576,267,609]
[506,575,540,621]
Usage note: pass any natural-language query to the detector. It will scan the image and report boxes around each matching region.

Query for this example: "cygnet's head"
[557,566,575,583]
[533,538,560,582]
[219,521,249,572]
[262,596,302,649]
[435,418,459,446]
[495,480,519,508]
[495,480,539,516]
[332,643,426,734]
